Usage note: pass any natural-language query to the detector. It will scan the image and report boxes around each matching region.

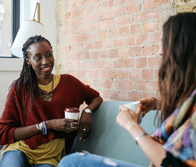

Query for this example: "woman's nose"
[42,57,49,64]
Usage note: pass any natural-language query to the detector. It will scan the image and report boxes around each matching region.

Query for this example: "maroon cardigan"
[0,74,99,150]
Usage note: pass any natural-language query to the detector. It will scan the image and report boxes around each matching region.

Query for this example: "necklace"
[38,75,54,102]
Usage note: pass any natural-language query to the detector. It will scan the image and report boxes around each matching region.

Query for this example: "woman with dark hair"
[0,35,103,167]
[58,12,196,167]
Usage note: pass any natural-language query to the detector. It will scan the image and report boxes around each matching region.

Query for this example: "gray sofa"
[70,101,158,166]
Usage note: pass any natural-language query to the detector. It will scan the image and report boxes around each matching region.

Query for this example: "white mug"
[123,101,142,124]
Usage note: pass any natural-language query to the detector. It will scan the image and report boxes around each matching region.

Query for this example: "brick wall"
[55,0,175,101]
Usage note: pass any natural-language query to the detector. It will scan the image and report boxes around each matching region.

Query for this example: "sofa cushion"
[70,101,158,166]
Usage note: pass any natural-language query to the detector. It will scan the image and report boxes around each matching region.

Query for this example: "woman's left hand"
[116,104,142,131]
[79,112,92,141]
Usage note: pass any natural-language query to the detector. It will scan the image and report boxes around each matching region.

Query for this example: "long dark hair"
[13,35,52,121]
[157,12,196,124]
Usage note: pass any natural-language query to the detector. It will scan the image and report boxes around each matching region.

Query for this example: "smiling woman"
[0,35,103,167]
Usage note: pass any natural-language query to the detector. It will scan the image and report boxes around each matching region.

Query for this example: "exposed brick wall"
[55,0,175,101]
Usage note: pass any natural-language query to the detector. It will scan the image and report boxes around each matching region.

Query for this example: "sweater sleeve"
[0,85,21,145]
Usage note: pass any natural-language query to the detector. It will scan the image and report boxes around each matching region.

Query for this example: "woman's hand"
[46,119,79,133]
[140,98,156,117]
[116,104,142,131]
[79,112,92,141]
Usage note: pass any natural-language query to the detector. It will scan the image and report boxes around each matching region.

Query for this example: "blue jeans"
[0,150,54,167]
[58,152,144,167]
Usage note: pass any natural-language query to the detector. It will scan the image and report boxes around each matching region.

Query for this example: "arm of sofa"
[70,101,158,166]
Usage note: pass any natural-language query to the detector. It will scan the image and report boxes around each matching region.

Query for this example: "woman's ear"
[26,58,30,66]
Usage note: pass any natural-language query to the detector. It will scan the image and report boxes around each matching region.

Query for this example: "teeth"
[43,67,50,70]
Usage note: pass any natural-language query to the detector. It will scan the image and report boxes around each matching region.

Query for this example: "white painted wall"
[0,0,56,116]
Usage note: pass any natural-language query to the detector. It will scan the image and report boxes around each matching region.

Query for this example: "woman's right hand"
[46,119,79,133]
[140,97,156,116]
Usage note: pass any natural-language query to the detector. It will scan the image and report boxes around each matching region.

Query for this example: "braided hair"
[13,35,52,121]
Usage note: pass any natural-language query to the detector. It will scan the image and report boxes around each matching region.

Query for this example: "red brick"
[119,91,130,101]
[82,33,90,41]
[68,70,82,78]
[136,10,159,22]
[104,59,113,68]
[65,12,71,19]
[83,0,91,6]
[124,36,135,46]
[149,32,162,44]
[82,70,90,77]
[86,4,94,14]
[143,92,154,99]
[98,70,108,78]
[118,15,133,26]
[143,45,155,56]
[124,58,134,68]
[105,0,114,9]
[119,48,129,58]
[109,49,118,58]
[144,0,169,9]
[78,43,85,51]
[90,32,98,41]
[142,69,154,79]
[67,18,81,27]
[86,42,94,50]
[130,91,141,101]
[114,80,134,90]
[90,70,98,78]
[114,37,124,47]
[119,26,129,36]
[109,90,119,100]
[95,41,103,49]
[119,2,140,15]
[78,60,86,69]
[84,13,99,23]
[114,59,123,68]
[75,0,83,8]
[68,2,75,11]
[136,34,148,45]
[64,45,71,52]
[135,81,158,91]
[100,8,118,20]
[148,57,162,68]
[109,28,119,38]
[66,27,77,35]
[96,79,112,89]
[114,0,124,6]
[99,30,108,39]
[129,69,140,79]
[130,47,141,57]
[157,21,163,31]
[91,51,99,59]
[70,44,77,51]
[125,0,137,4]
[94,60,103,68]
[100,50,108,58]
[94,2,104,12]
[75,52,82,60]
[136,58,147,68]
[143,22,155,33]
[99,90,108,99]
[78,8,85,16]
[131,24,141,35]
[86,60,94,68]
[94,20,112,30]
[71,10,78,18]
[155,69,159,80]
[108,69,118,78]
[104,40,114,49]
[119,69,129,79]
[82,51,90,59]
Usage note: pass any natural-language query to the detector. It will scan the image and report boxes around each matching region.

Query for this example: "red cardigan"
[0,74,99,149]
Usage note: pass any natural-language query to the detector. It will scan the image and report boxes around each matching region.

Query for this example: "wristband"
[135,132,148,145]
[151,97,157,110]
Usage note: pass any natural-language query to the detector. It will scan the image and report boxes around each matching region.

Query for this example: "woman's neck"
[37,74,53,85]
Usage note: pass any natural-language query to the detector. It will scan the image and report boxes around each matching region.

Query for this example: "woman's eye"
[34,57,41,61]
[47,54,52,57]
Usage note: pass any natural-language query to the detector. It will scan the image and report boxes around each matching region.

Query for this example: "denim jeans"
[58,152,145,167]
[0,150,54,167]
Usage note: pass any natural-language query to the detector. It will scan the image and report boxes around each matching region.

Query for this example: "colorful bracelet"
[36,121,47,135]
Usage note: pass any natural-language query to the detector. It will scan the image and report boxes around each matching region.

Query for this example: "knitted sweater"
[0,74,99,149]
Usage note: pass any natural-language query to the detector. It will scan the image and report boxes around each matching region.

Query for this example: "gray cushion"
[70,101,158,166]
